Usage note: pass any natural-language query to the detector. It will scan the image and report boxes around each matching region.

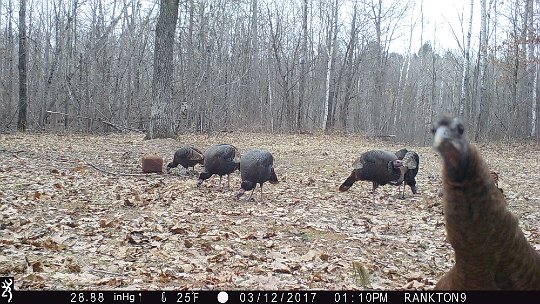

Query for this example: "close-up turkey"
[339,150,404,203]
[432,115,540,290]
[236,149,279,201]
[196,144,240,189]
[166,145,204,175]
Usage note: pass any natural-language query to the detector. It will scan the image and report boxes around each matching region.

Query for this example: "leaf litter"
[0,132,538,290]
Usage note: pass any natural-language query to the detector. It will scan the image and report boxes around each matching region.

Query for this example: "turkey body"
[236,149,278,200]
[433,115,540,290]
[339,150,403,203]
[167,146,204,172]
[393,149,420,198]
[196,144,240,188]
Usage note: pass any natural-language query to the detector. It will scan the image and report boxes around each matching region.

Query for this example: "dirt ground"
[0,132,538,290]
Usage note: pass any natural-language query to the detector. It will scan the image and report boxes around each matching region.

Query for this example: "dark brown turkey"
[196,144,240,188]
[236,149,278,201]
[166,146,204,174]
[339,150,404,203]
[433,115,540,290]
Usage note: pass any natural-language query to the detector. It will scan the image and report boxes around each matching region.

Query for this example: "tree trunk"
[458,0,474,117]
[298,0,308,131]
[474,0,488,141]
[147,0,179,139]
[395,20,413,129]
[527,0,536,138]
[322,0,338,131]
[17,0,28,131]
[339,0,358,131]
[371,0,384,135]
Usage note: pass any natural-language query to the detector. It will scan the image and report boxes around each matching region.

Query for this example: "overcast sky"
[391,0,480,54]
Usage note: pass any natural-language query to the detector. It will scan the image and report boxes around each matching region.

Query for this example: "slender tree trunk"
[511,0,519,137]
[458,0,474,117]
[147,0,179,139]
[339,0,357,131]
[17,0,28,131]
[250,0,259,129]
[322,0,338,131]
[371,0,384,135]
[396,20,413,128]
[7,0,14,126]
[527,0,536,138]
[414,0,425,142]
[298,0,308,131]
[267,50,274,132]
[475,0,488,141]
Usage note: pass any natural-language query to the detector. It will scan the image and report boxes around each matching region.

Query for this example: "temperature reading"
[177,292,200,303]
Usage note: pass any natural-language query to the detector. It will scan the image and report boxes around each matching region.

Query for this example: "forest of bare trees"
[0,0,538,144]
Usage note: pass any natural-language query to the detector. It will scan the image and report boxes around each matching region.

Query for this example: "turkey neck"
[442,145,540,289]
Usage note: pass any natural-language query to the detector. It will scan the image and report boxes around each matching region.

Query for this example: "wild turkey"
[166,146,204,174]
[339,150,404,203]
[196,144,240,188]
[391,149,420,199]
[432,115,540,290]
[236,149,278,201]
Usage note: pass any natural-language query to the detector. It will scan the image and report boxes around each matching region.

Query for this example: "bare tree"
[298,0,309,131]
[526,0,536,138]
[338,0,359,130]
[393,8,415,131]
[458,0,474,117]
[474,0,488,141]
[322,0,338,131]
[17,0,28,131]
[147,0,179,139]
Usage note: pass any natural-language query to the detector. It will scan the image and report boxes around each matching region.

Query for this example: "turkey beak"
[433,125,452,151]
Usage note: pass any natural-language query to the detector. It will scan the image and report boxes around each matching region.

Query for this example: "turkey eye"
[457,124,464,135]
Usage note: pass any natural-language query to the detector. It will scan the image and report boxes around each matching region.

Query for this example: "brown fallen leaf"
[100,219,118,228]
[126,231,149,244]
[32,261,43,272]
[72,164,87,172]
[272,260,291,274]
[38,237,67,251]
[170,226,188,234]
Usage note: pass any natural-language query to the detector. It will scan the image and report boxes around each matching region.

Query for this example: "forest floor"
[0,131,539,291]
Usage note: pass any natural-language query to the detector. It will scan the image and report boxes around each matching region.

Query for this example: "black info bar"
[2,290,539,304]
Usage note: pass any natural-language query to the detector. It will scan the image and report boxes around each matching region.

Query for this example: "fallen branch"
[84,161,161,177]
[0,149,26,154]
[46,111,145,133]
